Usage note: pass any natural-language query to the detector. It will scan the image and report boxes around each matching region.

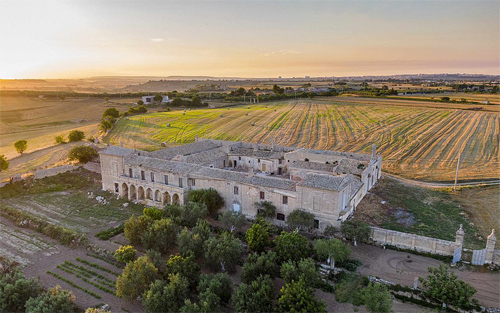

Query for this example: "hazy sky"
[1,0,499,78]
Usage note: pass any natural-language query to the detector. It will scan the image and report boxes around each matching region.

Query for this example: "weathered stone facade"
[99,139,382,230]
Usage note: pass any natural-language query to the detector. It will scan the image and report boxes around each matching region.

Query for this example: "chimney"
[371,144,376,160]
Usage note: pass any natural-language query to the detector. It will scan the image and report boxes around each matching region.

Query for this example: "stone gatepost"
[485,229,496,264]
[455,224,465,246]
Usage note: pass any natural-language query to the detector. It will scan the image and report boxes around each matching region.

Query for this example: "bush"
[68,146,98,164]
[188,189,224,216]
[55,135,66,144]
[274,231,312,264]
[103,108,120,118]
[241,251,279,284]
[95,223,124,240]
[114,245,136,263]
[14,140,27,154]
[68,130,85,142]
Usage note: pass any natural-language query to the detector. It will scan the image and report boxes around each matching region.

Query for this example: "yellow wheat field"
[107,98,499,182]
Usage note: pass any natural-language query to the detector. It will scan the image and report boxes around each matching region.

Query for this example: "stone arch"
[130,185,137,200]
[146,188,153,200]
[155,190,161,202]
[121,183,129,200]
[172,193,180,205]
[138,186,145,200]
[163,192,171,205]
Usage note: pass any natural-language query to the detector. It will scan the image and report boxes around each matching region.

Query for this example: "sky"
[0,0,499,79]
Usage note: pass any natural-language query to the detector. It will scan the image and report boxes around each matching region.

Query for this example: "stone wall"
[370,226,461,256]
[33,165,77,180]
[82,162,101,173]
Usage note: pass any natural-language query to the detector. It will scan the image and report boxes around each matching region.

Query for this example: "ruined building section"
[99,139,382,230]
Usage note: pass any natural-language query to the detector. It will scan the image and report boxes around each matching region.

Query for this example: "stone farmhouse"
[99,139,382,230]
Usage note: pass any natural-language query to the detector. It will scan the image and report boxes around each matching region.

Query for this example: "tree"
[14,140,27,154]
[254,201,276,221]
[278,279,326,313]
[188,189,225,216]
[246,220,270,253]
[137,100,144,105]
[335,273,366,304]
[341,220,371,246]
[103,107,119,118]
[280,258,320,288]
[85,308,111,313]
[0,155,9,172]
[165,253,201,289]
[124,214,153,245]
[191,96,202,106]
[419,265,477,309]
[25,285,76,313]
[219,211,246,232]
[104,96,110,102]
[68,146,98,164]
[153,94,163,102]
[241,251,279,284]
[114,245,137,264]
[143,274,189,313]
[178,202,208,227]
[198,273,232,305]
[55,135,66,144]
[286,209,315,232]
[313,238,351,269]
[141,218,178,253]
[0,259,42,313]
[116,256,159,300]
[68,130,85,142]
[204,232,243,273]
[143,206,163,220]
[100,115,116,131]
[274,231,312,264]
[178,219,211,258]
[232,275,274,313]
[359,283,392,313]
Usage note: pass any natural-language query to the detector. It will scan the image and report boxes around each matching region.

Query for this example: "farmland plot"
[107,98,499,182]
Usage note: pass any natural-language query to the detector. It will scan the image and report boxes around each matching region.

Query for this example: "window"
[190,178,196,186]
[279,159,283,164]
[314,219,320,229]
[282,195,288,205]
[234,186,239,195]
[178,178,183,188]
[114,183,119,193]
[150,172,155,182]
[258,159,261,163]
[259,191,265,200]
[164,175,169,185]
[239,157,241,160]
[141,170,145,180]
[277,213,285,221]
[129,168,133,177]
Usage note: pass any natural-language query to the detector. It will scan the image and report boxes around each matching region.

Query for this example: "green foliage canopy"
[68,146,98,164]
[14,140,27,154]
[116,256,159,301]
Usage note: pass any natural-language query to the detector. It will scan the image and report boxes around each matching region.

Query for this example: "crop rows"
[107,99,499,181]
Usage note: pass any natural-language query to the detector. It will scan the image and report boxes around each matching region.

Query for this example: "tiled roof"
[149,141,221,160]
[184,148,228,165]
[99,146,135,157]
[229,148,285,159]
[290,161,334,172]
[297,173,359,191]
[289,148,371,161]
[334,158,368,175]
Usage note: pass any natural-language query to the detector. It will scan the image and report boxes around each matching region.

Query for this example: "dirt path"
[351,244,500,309]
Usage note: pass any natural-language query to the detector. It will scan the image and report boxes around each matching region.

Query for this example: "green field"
[106,98,499,182]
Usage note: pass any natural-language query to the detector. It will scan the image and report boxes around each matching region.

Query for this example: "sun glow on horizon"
[1,0,499,79]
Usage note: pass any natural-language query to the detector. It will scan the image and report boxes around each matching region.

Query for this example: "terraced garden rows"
[106,99,499,182]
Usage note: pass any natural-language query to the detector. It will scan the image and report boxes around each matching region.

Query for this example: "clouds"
[150,38,164,42]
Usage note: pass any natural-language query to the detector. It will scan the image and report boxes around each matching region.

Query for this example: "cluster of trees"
[55,130,86,144]
[124,105,147,116]
[68,146,98,164]
[170,96,208,108]
[100,108,120,132]
[0,155,9,172]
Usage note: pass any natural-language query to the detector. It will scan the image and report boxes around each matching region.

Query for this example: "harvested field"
[106,98,499,182]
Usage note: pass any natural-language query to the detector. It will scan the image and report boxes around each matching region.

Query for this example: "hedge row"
[64,261,115,283]
[76,258,120,276]
[0,206,87,247]
[47,271,101,299]
[95,223,125,240]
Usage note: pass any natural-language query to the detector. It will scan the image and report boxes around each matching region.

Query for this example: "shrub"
[14,140,27,154]
[55,135,66,144]
[114,245,136,263]
[68,146,98,164]
[68,130,85,142]
[188,189,224,216]
[274,231,312,264]
[241,251,279,284]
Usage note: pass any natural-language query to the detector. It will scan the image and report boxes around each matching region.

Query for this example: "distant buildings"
[141,96,154,104]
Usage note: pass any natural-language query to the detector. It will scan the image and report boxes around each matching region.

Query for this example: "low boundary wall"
[370,226,459,256]
[33,165,77,180]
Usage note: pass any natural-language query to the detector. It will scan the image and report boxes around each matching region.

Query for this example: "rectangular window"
[179,178,183,188]
[234,186,239,195]
[260,191,265,200]
[164,175,169,185]
[129,168,133,177]
[141,170,145,180]
[190,178,196,186]
[314,219,320,229]
[150,172,154,182]
[258,159,261,163]
[277,213,285,221]
[282,195,288,205]
[239,157,241,160]
[114,183,119,193]
[279,159,283,164]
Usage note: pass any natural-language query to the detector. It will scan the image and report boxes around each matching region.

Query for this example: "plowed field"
[106,98,499,182]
